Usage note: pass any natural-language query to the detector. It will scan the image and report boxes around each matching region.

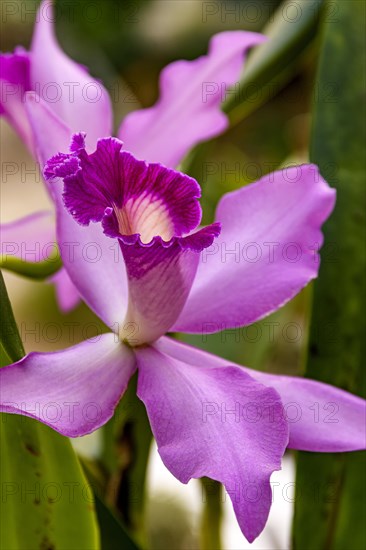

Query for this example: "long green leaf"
[94,492,140,550]
[0,273,100,549]
[0,272,25,362]
[80,457,141,550]
[224,0,323,126]
[293,1,366,548]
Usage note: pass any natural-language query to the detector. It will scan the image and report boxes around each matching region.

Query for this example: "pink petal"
[50,267,81,313]
[25,95,129,328]
[0,210,81,311]
[118,31,266,167]
[56,210,129,329]
[254,374,366,452]
[158,338,366,452]
[136,340,288,543]
[0,211,56,263]
[0,333,136,437]
[0,49,34,152]
[174,165,336,333]
[24,92,71,172]
[30,0,112,150]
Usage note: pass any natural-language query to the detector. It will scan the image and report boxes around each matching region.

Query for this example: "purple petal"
[0,210,81,311]
[30,0,112,149]
[50,268,81,313]
[254,374,366,452]
[136,340,288,543]
[0,49,34,152]
[0,49,31,110]
[56,211,129,328]
[157,338,366,452]
[173,165,336,333]
[25,96,129,328]
[24,92,71,172]
[118,31,266,167]
[0,333,136,437]
[0,211,56,263]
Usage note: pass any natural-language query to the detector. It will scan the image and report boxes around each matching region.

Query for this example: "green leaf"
[0,253,63,280]
[0,272,25,363]
[223,0,323,126]
[94,492,140,550]
[81,456,141,550]
[293,1,366,548]
[0,416,100,550]
[0,274,100,549]
[80,457,141,550]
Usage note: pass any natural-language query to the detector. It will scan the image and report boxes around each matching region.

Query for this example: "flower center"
[114,194,174,244]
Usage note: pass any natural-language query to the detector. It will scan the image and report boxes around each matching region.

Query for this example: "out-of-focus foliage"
[100,374,152,546]
[0,252,62,280]
[224,0,323,125]
[200,478,223,550]
[146,494,198,550]
[293,1,366,548]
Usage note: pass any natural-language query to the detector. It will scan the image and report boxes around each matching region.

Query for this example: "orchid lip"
[104,206,176,247]
[112,194,174,244]
[44,136,222,347]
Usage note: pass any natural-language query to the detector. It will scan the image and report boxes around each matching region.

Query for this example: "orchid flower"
[0,0,265,311]
[1,130,365,543]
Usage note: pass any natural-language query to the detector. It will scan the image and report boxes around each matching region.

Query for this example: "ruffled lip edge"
[103,204,221,252]
[44,133,222,253]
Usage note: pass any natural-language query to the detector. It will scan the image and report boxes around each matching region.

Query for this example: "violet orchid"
[0,0,265,311]
[1,131,365,543]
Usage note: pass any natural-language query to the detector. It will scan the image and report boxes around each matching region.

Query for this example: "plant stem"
[200,477,223,550]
